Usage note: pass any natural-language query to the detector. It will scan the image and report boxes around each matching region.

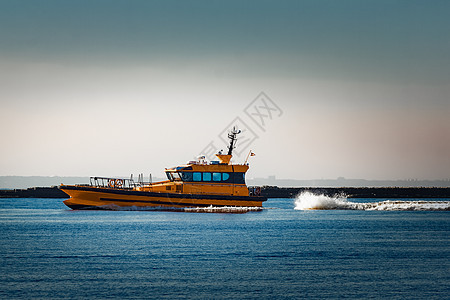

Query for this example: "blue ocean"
[1,195,449,299]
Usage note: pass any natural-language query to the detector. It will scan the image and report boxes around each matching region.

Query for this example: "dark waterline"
[0,198,449,299]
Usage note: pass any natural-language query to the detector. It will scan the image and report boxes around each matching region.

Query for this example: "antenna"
[227,126,241,156]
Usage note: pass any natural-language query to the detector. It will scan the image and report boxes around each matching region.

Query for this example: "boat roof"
[166,163,249,173]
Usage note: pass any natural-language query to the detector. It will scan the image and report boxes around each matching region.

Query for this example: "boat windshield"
[166,171,181,181]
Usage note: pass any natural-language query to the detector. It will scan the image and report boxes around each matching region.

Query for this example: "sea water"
[0,196,449,299]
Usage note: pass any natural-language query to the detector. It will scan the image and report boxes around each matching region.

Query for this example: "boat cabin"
[136,127,252,196]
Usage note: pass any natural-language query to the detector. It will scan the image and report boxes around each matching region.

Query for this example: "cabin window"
[193,172,202,181]
[180,171,244,183]
[213,173,221,181]
[181,172,193,182]
[166,172,182,181]
[233,173,245,184]
[203,172,211,181]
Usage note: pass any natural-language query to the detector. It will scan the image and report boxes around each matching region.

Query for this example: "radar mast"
[227,126,241,156]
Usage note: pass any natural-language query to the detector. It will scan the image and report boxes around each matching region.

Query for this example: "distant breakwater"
[1,186,450,199]
[260,186,450,198]
[0,187,69,198]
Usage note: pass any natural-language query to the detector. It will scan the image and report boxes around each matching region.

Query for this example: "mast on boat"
[215,126,241,165]
[227,126,241,156]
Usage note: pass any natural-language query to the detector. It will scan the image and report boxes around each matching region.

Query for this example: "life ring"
[108,179,115,188]
[115,179,124,188]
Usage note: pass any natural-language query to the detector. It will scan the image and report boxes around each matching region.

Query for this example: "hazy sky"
[1,0,449,181]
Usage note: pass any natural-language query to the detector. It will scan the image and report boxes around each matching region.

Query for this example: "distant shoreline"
[1,186,449,199]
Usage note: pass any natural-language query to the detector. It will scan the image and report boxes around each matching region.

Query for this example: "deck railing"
[90,177,132,189]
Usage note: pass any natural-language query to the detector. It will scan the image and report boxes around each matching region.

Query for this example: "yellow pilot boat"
[61,128,266,210]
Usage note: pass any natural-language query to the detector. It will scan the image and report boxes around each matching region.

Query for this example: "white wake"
[294,191,450,211]
[184,206,263,213]
[96,204,262,213]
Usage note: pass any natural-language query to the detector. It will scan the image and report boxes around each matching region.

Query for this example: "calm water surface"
[0,198,449,299]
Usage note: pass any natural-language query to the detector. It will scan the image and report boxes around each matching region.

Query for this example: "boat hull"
[60,185,267,210]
